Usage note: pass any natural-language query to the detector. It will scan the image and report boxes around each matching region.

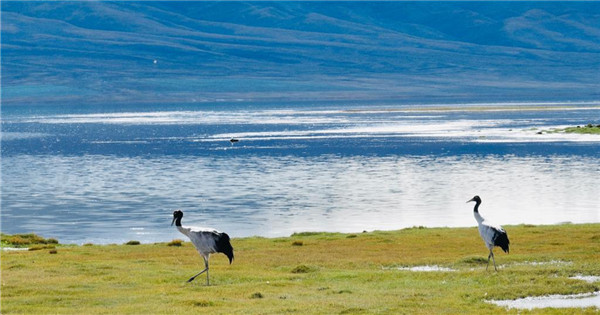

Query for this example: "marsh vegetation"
[2,224,599,314]
[540,124,600,135]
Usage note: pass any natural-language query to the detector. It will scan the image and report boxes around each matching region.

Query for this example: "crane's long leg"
[491,251,498,271]
[187,256,209,283]
[187,268,207,283]
[486,250,492,270]
[205,258,210,286]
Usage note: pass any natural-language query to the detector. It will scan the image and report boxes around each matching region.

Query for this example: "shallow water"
[489,292,600,310]
[571,275,600,283]
[1,247,29,251]
[391,265,456,272]
[1,103,599,244]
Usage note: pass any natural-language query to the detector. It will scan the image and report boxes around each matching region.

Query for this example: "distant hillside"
[2,2,599,106]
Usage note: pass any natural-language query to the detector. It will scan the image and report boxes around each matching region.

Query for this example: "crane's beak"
[466,197,475,203]
[171,216,176,226]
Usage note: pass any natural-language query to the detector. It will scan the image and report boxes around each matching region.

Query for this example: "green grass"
[2,224,600,314]
[1,233,58,247]
[542,124,600,135]
[563,124,600,134]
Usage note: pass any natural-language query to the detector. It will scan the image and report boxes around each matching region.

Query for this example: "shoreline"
[3,100,600,116]
[2,221,597,248]
[343,102,600,113]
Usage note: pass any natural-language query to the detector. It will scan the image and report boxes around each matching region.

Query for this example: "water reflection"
[2,154,598,244]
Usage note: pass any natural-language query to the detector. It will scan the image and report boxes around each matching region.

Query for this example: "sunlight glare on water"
[1,104,599,244]
[1,154,598,244]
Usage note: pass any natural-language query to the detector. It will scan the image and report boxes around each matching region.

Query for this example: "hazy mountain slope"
[2,2,599,106]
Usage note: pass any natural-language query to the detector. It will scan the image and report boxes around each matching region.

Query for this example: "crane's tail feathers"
[494,232,510,254]
[216,232,234,264]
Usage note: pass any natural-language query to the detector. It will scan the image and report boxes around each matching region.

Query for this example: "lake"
[1,102,599,244]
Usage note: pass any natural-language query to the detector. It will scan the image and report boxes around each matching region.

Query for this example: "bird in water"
[467,196,510,271]
[171,210,234,285]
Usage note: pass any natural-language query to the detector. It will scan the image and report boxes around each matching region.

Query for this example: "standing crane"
[467,196,510,271]
[171,210,234,285]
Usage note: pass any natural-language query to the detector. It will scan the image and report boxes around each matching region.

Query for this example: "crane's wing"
[479,222,510,253]
[482,222,509,253]
[188,226,219,234]
[187,228,234,263]
[491,226,510,253]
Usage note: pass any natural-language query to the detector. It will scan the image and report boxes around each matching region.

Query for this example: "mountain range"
[2,2,599,106]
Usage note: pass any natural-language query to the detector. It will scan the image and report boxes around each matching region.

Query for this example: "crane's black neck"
[472,200,481,213]
[173,216,182,227]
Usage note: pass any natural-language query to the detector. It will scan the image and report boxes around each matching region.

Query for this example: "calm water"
[1,102,599,244]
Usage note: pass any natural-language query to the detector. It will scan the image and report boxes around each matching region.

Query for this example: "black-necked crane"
[467,195,510,271]
[171,210,234,285]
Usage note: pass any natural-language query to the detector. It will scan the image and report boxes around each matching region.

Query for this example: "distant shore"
[344,101,600,113]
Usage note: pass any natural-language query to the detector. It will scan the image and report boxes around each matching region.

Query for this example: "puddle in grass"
[570,275,600,283]
[386,265,456,272]
[1,247,28,251]
[506,260,572,267]
[489,292,600,310]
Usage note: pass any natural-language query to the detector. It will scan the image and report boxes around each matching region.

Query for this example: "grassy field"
[2,224,599,314]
